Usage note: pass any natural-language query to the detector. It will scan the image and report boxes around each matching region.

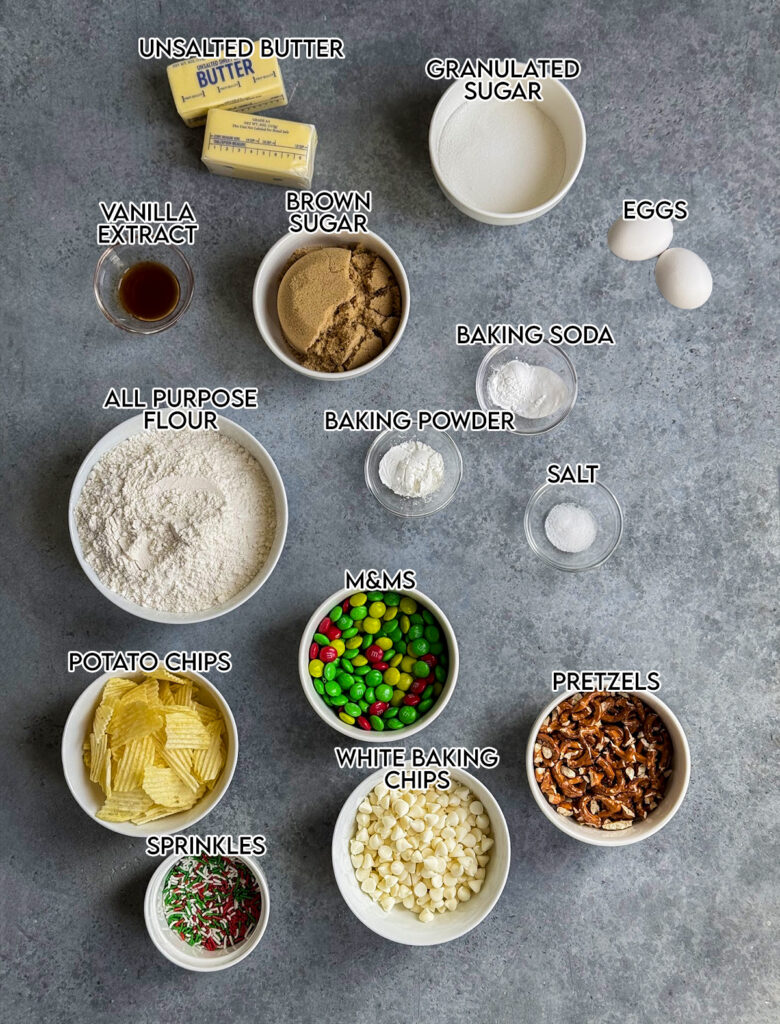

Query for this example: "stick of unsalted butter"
[167,44,286,127]
[201,108,318,189]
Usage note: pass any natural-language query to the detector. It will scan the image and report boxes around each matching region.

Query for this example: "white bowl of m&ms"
[299,587,459,741]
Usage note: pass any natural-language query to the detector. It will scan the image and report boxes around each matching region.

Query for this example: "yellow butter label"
[167,43,286,126]
[201,109,317,189]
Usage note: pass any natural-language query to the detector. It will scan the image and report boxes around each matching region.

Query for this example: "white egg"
[607,214,673,261]
[655,247,712,309]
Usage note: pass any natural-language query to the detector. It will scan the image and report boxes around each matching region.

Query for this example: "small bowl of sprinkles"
[145,853,270,971]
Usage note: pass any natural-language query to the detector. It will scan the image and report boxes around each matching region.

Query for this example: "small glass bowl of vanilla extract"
[94,244,194,334]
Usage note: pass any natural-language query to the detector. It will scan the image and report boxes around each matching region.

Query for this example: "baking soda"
[487,359,569,419]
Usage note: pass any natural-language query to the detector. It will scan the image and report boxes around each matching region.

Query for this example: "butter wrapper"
[201,109,317,189]
[167,44,286,127]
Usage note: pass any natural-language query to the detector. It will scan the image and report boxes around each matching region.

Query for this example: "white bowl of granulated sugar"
[68,414,288,624]
[429,71,586,225]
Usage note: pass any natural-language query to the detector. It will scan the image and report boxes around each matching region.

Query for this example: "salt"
[544,503,597,553]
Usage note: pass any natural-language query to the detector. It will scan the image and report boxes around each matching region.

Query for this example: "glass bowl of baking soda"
[476,342,577,435]
[365,427,463,517]
[524,481,623,571]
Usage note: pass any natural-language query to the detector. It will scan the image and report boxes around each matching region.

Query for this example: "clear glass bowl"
[476,343,577,435]
[524,481,623,571]
[365,427,462,517]
[93,244,194,334]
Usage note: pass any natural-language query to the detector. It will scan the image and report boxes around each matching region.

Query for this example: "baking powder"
[378,440,444,498]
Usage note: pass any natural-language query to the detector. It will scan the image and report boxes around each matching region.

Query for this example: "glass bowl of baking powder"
[365,427,463,518]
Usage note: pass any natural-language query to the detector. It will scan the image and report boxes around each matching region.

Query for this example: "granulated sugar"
[437,98,566,214]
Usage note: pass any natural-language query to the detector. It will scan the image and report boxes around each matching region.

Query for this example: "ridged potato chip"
[109,701,164,747]
[118,678,161,707]
[99,677,137,705]
[97,788,152,822]
[114,735,156,792]
[158,681,176,706]
[194,701,220,725]
[91,702,115,740]
[131,803,182,825]
[89,733,109,786]
[154,740,200,793]
[172,681,194,707]
[164,710,210,749]
[142,766,200,809]
[193,720,226,785]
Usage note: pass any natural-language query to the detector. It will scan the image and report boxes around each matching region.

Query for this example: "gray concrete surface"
[2,1,778,1022]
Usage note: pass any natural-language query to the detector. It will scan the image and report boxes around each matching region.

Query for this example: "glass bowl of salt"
[524,481,623,571]
[365,426,463,517]
[476,342,577,435]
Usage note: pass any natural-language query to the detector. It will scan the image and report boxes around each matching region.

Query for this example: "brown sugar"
[276,244,401,372]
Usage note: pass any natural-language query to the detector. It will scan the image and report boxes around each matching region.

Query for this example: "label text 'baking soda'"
[456,323,615,346]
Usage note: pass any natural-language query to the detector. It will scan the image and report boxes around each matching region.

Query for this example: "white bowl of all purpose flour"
[68,414,288,624]
[429,74,586,225]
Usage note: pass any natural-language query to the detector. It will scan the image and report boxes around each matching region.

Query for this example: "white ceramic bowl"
[429,74,586,225]
[68,413,288,624]
[332,766,510,945]
[299,587,459,742]
[145,852,269,971]
[476,343,577,434]
[252,229,410,381]
[364,427,463,517]
[526,691,691,847]
[62,669,238,837]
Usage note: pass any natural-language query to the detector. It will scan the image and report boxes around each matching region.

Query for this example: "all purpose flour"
[76,430,277,614]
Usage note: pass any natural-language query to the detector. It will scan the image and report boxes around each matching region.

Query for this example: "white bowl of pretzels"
[526,690,690,847]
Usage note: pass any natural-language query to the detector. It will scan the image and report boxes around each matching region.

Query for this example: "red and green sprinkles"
[162,855,262,951]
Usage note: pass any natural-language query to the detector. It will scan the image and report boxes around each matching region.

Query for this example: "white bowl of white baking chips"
[332,766,510,945]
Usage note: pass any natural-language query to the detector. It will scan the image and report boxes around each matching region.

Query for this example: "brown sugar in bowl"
[253,229,410,381]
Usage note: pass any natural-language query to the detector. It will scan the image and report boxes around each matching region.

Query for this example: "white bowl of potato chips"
[62,667,238,836]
